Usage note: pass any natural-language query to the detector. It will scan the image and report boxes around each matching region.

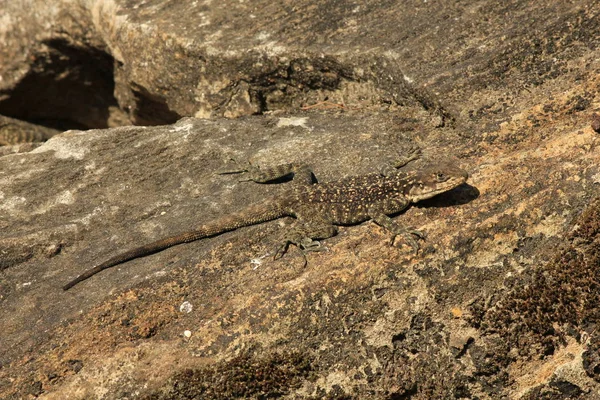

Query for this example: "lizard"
[62,153,468,290]
[0,115,60,145]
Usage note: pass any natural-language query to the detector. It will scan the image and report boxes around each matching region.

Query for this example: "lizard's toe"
[391,230,424,253]
[273,241,290,260]
[299,238,325,253]
[407,229,426,240]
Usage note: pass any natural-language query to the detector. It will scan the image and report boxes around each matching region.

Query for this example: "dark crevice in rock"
[0,38,119,131]
[128,83,181,126]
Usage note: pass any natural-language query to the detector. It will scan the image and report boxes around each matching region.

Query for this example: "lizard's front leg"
[368,198,424,252]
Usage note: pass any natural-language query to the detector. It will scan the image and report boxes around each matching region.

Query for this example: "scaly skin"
[63,160,468,290]
[0,116,59,145]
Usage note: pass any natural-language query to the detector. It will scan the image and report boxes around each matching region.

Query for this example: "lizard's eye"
[436,173,447,182]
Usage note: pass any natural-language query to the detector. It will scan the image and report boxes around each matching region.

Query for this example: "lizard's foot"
[215,160,260,182]
[395,145,422,167]
[273,241,290,260]
[379,146,422,176]
[391,229,426,253]
[273,237,324,259]
[299,237,325,253]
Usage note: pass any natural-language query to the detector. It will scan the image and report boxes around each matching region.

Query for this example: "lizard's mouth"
[408,176,467,202]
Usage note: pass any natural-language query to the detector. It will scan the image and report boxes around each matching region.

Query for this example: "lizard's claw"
[299,238,324,253]
[407,229,426,240]
[216,159,259,182]
[392,145,422,169]
[273,242,290,260]
[273,237,324,260]
[391,229,425,253]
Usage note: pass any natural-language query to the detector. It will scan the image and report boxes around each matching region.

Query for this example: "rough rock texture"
[2,0,600,399]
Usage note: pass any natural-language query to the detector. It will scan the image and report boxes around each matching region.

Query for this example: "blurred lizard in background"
[0,115,59,145]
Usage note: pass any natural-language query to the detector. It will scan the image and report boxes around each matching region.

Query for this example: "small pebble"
[184,330,192,338]
[179,301,193,313]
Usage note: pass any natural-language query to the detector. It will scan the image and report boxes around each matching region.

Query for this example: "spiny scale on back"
[62,158,468,291]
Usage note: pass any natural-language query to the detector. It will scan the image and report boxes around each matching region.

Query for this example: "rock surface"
[2,0,600,399]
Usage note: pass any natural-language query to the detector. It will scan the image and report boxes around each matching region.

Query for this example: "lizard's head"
[406,164,468,202]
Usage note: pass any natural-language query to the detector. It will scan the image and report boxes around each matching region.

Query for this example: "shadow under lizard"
[63,156,468,290]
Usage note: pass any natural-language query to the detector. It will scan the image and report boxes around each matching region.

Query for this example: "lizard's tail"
[63,200,289,290]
